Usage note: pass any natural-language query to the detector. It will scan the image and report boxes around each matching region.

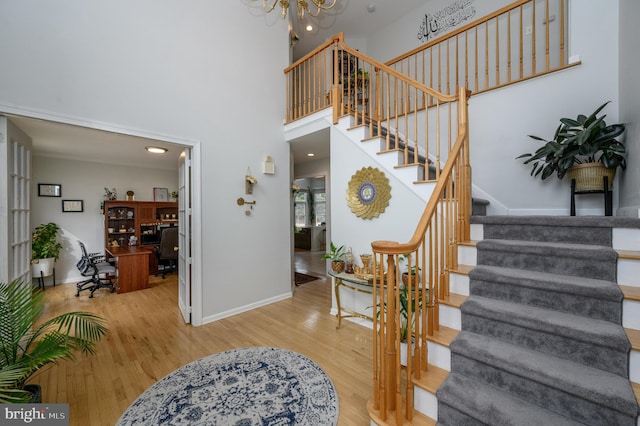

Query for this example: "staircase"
[418,216,640,425]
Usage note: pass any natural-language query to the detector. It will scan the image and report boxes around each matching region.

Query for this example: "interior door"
[177,149,192,323]
[0,117,32,285]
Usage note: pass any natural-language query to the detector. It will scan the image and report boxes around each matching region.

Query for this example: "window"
[294,191,308,228]
[313,191,326,226]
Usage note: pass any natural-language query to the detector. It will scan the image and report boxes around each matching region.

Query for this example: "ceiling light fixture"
[307,153,315,157]
[306,24,313,31]
[261,0,337,20]
[145,146,168,154]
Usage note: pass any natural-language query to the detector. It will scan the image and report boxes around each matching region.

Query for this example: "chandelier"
[262,0,337,20]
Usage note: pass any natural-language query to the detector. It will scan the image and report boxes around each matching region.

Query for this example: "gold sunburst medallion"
[346,167,391,219]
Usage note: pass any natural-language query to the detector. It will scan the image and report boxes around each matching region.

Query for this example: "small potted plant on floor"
[0,280,108,403]
[322,241,346,273]
[517,101,626,190]
[31,222,63,278]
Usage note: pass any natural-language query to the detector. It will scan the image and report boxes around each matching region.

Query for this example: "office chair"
[154,227,178,278]
[76,241,116,298]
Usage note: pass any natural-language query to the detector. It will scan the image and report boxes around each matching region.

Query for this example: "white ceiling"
[7,0,425,170]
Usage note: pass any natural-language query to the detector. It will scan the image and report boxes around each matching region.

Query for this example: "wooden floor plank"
[33,251,373,426]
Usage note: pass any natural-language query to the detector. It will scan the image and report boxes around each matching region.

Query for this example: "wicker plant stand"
[568,163,614,216]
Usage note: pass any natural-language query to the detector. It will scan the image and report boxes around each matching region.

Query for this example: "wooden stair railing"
[285,33,461,184]
[369,87,470,425]
[386,0,578,106]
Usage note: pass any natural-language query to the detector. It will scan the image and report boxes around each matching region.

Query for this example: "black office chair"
[76,241,116,298]
[154,227,178,278]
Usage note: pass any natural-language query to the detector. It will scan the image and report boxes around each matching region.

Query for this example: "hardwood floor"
[34,250,373,425]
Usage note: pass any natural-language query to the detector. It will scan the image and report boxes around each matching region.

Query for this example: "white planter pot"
[31,258,55,277]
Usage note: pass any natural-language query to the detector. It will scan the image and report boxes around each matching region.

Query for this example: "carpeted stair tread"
[462,296,630,352]
[436,373,583,426]
[476,239,617,281]
[470,264,622,302]
[450,331,638,417]
[469,265,623,323]
[470,215,640,229]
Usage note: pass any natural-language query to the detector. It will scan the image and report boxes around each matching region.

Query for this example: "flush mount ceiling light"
[306,24,314,31]
[145,146,168,154]
[261,0,337,20]
[307,153,315,157]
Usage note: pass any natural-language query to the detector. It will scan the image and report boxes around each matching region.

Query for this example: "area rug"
[295,272,320,286]
[117,346,339,425]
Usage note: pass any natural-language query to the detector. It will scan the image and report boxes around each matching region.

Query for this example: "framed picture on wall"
[153,187,169,202]
[38,183,61,197]
[62,200,84,212]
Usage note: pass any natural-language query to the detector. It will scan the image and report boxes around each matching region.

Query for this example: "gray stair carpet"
[437,216,639,425]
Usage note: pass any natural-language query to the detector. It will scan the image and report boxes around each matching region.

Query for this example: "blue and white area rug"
[117,347,339,425]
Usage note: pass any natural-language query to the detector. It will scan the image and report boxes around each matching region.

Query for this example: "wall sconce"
[245,167,257,194]
[263,155,275,175]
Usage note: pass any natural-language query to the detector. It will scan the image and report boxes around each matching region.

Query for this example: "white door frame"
[0,105,203,325]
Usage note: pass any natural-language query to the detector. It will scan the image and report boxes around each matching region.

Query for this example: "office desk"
[106,246,152,293]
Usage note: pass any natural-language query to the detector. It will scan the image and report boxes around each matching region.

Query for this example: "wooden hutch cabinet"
[104,201,178,274]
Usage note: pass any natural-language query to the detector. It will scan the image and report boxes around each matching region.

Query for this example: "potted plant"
[322,241,345,273]
[0,279,108,403]
[31,222,63,277]
[517,101,626,190]
[400,253,421,286]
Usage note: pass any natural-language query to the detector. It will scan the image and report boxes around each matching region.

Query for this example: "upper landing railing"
[387,0,577,102]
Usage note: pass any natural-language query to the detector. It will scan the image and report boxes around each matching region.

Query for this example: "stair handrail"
[369,87,470,425]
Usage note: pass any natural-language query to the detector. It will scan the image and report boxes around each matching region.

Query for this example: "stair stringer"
[335,115,438,201]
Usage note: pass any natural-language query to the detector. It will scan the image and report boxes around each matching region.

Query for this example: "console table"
[329,271,376,329]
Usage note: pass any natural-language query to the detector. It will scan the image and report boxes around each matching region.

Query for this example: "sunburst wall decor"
[346,167,391,219]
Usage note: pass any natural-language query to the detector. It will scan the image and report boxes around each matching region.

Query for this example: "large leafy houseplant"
[517,102,626,180]
[0,280,108,403]
[32,223,63,260]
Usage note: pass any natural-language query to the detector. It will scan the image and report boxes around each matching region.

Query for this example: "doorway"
[0,110,203,325]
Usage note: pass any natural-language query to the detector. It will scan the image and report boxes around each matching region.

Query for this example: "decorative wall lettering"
[417,0,476,43]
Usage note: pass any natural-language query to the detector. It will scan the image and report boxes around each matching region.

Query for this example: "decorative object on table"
[62,199,83,213]
[344,247,355,274]
[31,222,63,278]
[346,167,391,219]
[153,187,169,202]
[104,187,117,200]
[263,155,275,175]
[0,279,107,403]
[126,190,135,201]
[170,191,178,200]
[116,347,339,426]
[322,241,345,273]
[245,167,257,194]
[359,253,372,276]
[37,183,61,197]
[516,101,626,190]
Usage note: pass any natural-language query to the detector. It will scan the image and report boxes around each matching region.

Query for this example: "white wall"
[365,0,626,215]
[0,0,291,322]
[619,0,640,217]
[31,155,177,284]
